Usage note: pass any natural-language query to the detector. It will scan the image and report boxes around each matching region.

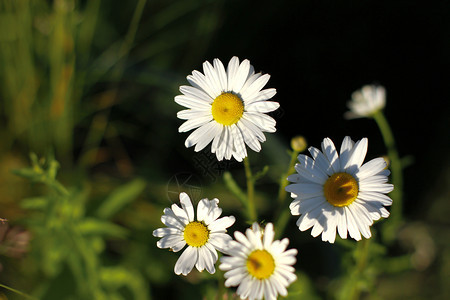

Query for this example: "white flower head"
[219,223,297,300]
[286,137,394,243]
[345,84,386,119]
[175,56,280,162]
[153,192,235,275]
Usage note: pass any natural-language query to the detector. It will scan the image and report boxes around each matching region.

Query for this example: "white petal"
[209,216,235,232]
[296,154,329,180]
[174,246,198,275]
[193,122,222,152]
[177,109,210,120]
[240,74,271,101]
[236,120,262,152]
[202,60,222,97]
[263,223,275,249]
[239,116,267,142]
[245,88,277,105]
[170,202,189,225]
[344,138,368,173]
[226,56,240,91]
[152,227,181,238]
[355,157,388,179]
[231,124,247,161]
[187,70,218,99]
[184,121,216,150]
[180,85,213,103]
[244,112,276,132]
[344,206,361,241]
[196,198,210,222]
[297,196,327,216]
[308,146,333,176]
[321,137,341,173]
[161,210,185,230]
[359,182,394,194]
[336,207,348,239]
[213,125,229,161]
[213,58,228,92]
[339,136,355,169]
[175,95,211,109]
[156,234,185,250]
[179,192,194,222]
[246,101,280,113]
[231,59,251,93]
[357,191,393,206]
[179,115,212,133]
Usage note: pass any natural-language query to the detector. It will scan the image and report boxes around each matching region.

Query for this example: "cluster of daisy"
[153,57,393,299]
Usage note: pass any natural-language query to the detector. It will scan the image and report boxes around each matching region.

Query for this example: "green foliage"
[14,154,148,299]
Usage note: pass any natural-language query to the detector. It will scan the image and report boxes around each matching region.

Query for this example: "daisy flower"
[345,84,386,119]
[285,136,394,243]
[175,56,280,161]
[153,192,235,275]
[220,223,297,300]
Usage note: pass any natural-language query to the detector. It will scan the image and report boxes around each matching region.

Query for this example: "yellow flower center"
[323,172,359,207]
[246,250,275,280]
[211,92,244,125]
[183,221,209,247]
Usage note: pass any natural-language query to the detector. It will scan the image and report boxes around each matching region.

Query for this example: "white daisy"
[175,56,280,161]
[219,223,297,300]
[153,192,235,275]
[285,137,394,243]
[345,85,386,119]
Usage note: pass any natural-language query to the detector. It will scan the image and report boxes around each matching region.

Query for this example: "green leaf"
[20,197,49,210]
[77,218,128,239]
[96,178,146,219]
[101,266,150,300]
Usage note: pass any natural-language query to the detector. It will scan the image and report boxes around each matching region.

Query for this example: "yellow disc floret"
[246,250,275,280]
[211,92,244,125]
[183,221,210,247]
[323,172,359,207]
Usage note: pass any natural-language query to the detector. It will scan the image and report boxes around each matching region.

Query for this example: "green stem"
[373,111,403,229]
[223,171,248,211]
[277,150,299,204]
[243,157,257,223]
[348,238,370,300]
[0,283,36,300]
[274,150,299,239]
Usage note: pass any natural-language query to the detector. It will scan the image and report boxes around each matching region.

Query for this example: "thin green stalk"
[348,238,371,300]
[274,150,299,239]
[223,171,248,211]
[243,157,257,222]
[0,283,37,300]
[373,111,403,228]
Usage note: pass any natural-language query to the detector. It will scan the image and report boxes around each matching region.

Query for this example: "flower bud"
[291,136,307,152]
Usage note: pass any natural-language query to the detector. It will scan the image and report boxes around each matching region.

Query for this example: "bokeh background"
[0,0,449,299]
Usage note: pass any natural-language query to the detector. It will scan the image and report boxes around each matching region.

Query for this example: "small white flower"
[153,192,235,275]
[345,85,386,119]
[220,223,297,300]
[286,137,394,243]
[175,56,280,161]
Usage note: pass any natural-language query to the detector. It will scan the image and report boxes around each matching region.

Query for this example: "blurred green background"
[0,0,449,299]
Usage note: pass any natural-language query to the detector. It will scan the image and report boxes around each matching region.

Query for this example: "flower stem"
[223,171,248,210]
[274,149,299,239]
[348,238,371,300]
[0,283,36,300]
[338,238,371,300]
[373,111,403,237]
[243,157,257,222]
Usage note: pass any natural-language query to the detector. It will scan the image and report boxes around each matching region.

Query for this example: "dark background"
[165,0,449,217]
[1,0,449,299]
